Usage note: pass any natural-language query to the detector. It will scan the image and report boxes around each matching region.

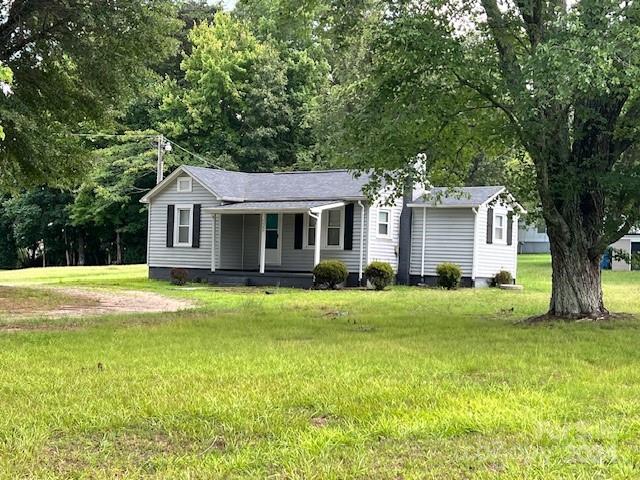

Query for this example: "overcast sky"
[219,0,237,11]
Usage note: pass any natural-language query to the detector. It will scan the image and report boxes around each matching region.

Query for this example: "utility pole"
[156,134,165,184]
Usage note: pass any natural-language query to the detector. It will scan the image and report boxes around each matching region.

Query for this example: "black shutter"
[507,212,513,246]
[486,207,494,244]
[344,203,354,250]
[192,204,201,248]
[166,205,175,247]
[294,213,303,249]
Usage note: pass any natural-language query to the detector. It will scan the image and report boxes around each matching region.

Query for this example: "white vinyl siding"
[367,202,401,271]
[475,204,518,281]
[190,205,369,274]
[409,208,475,277]
[277,208,365,272]
[148,176,220,269]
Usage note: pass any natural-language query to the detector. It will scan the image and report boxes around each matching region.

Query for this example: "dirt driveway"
[0,286,196,319]
[47,287,196,317]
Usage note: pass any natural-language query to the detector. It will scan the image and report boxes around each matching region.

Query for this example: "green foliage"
[160,9,329,172]
[611,248,631,264]
[68,132,165,265]
[170,267,189,286]
[493,270,513,287]
[0,1,181,190]
[313,260,348,289]
[364,261,394,290]
[436,263,462,290]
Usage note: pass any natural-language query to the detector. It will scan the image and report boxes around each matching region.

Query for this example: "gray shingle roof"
[204,200,344,212]
[176,166,505,208]
[183,166,370,201]
[410,186,505,207]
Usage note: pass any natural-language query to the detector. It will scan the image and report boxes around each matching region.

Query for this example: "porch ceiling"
[203,200,345,214]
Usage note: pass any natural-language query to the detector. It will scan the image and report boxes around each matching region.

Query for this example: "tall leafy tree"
[0,0,180,189]
[161,11,320,171]
[324,0,640,318]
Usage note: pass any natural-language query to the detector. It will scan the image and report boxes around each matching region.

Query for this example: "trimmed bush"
[493,270,513,286]
[313,260,348,289]
[170,267,188,286]
[436,262,462,290]
[364,261,394,290]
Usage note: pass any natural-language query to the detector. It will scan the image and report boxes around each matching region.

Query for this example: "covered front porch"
[203,200,364,287]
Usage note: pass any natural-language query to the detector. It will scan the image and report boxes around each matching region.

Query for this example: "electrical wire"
[69,132,227,170]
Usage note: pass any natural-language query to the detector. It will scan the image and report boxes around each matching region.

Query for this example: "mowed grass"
[0,256,639,478]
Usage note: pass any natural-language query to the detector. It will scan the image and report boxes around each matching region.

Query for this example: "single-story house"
[141,166,522,287]
[518,223,551,254]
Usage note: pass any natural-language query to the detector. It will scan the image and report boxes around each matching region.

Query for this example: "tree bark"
[548,235,607,318]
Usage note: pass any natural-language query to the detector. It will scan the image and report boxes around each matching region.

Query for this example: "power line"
[69,132,227,171]
[70,132,156,138]
[163,138,225,170]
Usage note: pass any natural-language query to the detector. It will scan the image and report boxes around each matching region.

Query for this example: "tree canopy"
[320,0,640,316]
[0,0,181,189]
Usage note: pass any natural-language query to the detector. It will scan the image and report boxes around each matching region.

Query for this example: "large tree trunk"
[548,236,607,318]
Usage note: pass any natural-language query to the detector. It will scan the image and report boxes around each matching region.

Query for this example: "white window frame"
[303,207,345,250]
[174,204,193,247]
[377,208,392,239]
[177,176,193,193]
[493,212,507,244]
[324,207,345,249]
[303,213,317,249]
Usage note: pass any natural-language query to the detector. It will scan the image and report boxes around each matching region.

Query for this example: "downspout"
[358,201,365,284]
[420,207,426,280]
[471,207,479,284]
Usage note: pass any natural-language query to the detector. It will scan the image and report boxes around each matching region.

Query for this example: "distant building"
[519,222,639,271]
[518,223,550,254]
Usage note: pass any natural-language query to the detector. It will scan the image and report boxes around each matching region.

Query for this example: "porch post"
[211,214,216,272]
[259,212,266,274]
[314,211,322,266]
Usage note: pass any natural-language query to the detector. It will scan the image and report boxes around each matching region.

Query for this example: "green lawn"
[0,256,640,479]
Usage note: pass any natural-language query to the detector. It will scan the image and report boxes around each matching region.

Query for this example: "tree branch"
[451,70,521,132]
[515,0,543,48]
[480,0,523,89]
[590,219,634,259]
